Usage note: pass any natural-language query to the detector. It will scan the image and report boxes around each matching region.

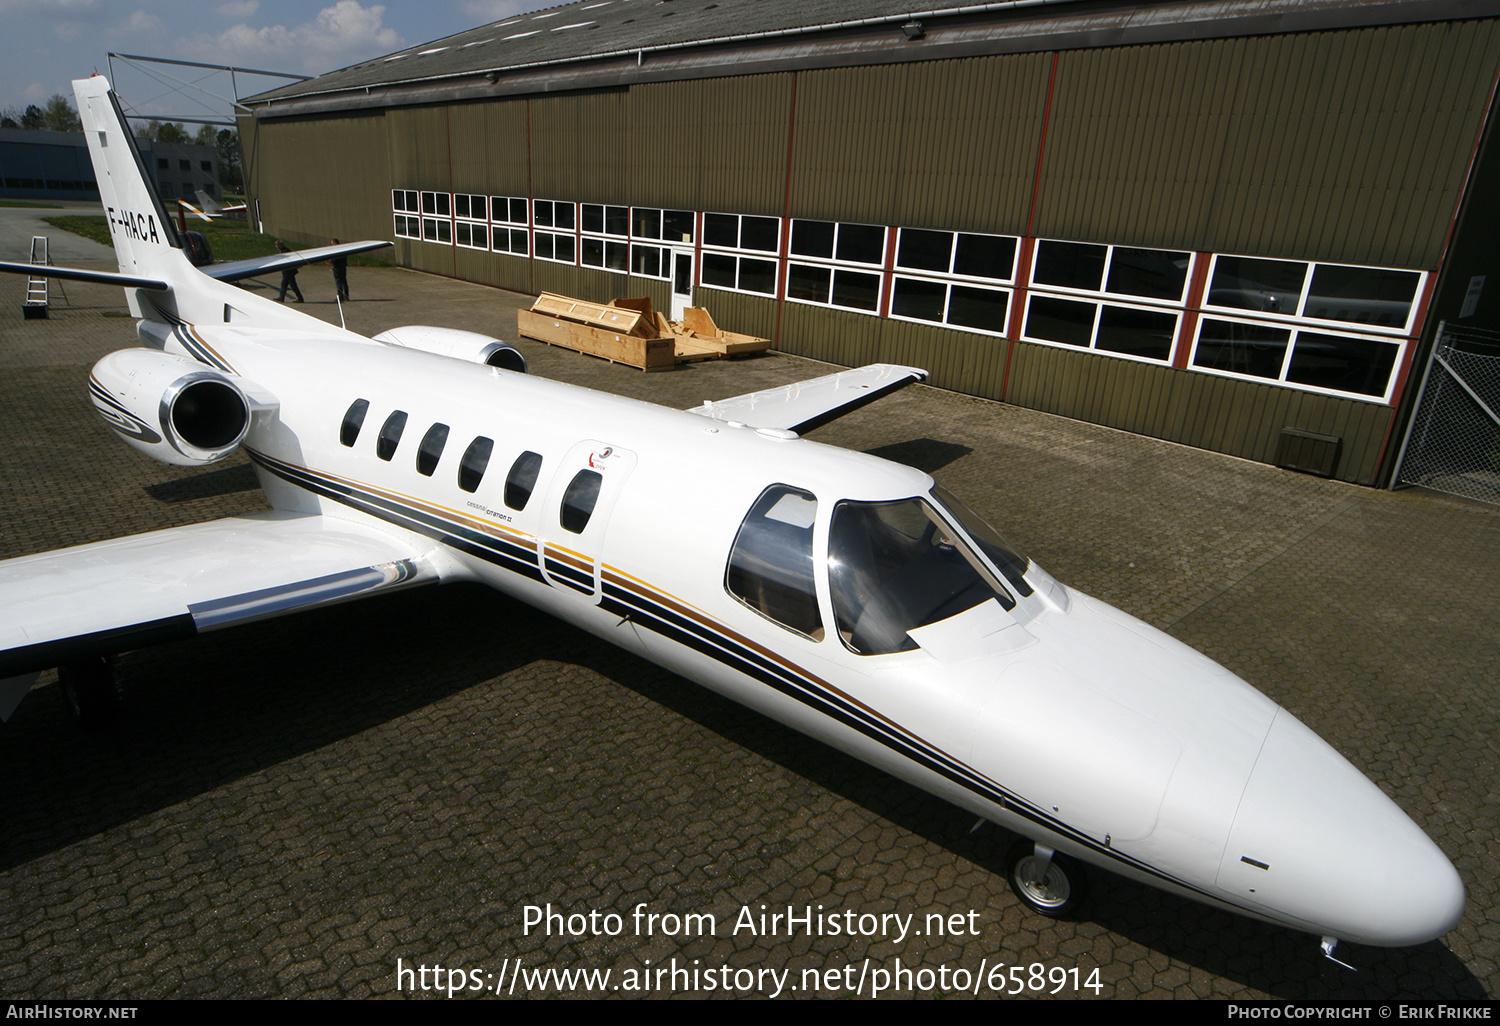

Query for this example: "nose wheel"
[1006,839,1087,918]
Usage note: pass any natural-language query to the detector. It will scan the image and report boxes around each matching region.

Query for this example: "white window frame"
[489,195,529,257]
[784,219,887,315]
[1202,254,1426,337]
[1021,293,1183,365]
[1187,314,1407,403]
[699,212,781,298]
[532,199,577,266]
[392,189,420,240]
[887,228,1018,335]
[454,193,489,251]
[580,202,629,272]
[629,207,693,281]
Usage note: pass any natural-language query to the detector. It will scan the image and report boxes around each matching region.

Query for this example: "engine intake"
[372,325,527,373]
[89,349,275,466]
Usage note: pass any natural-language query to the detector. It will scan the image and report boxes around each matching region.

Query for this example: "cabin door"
[669,247,694,321]
[537,439,637,603]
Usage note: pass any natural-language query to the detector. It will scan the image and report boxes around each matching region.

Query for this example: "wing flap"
[0,510,440,679]
[685,364,927,434]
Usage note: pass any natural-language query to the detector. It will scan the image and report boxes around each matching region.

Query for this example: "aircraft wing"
[204,240,392,283]
[685,363,928,434]
[0,510,440,718]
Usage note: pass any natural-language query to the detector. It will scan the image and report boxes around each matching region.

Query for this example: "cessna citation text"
[0,76,1465,961]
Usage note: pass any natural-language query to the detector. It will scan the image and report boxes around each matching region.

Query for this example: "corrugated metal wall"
[246,18,1500,485]
[1036,21,1500,266]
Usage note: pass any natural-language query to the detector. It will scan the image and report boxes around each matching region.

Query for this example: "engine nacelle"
[88,349,277,467]
[372,325,527,373]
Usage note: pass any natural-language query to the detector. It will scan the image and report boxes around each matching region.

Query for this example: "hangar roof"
[243,0,1497,117]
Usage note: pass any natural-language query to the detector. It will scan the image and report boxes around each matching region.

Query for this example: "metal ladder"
[23,236,67,316]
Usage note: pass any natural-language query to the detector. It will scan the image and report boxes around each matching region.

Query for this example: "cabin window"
[458,436,494,493]
[725,485,823,640]
[559,470,602,534]
[376,411,408,461]
[828,496,1015,656]
[505,451,543,510]
[340,399,369,446]
[416,423,449,476]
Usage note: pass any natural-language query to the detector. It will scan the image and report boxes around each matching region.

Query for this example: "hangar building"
[238,0,1500,486]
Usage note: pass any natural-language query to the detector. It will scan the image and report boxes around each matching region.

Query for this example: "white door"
[670,247,694,322]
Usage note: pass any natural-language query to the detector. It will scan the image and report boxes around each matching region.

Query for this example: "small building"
[239,0,1500,486]
[0,128,221,207]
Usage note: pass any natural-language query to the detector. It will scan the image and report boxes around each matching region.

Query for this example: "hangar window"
[340,399,369,446]
[701,213,780,297]
[1023,240,1192,363]
[630,208,693,281]
[887,229,1018,335]
[488,196,529,256]
[581,203,628,272]
[458,436,494,493]
[376,411,408,461]
[1189,317,1403,400]
[393,190,420,240]
[416,192,452,244]
[1205,256,1423,334]
[491,196,529,226]
[725,485,823,640]
[533,199,576,265]
[505,451,544,510]
[785,220,887,314]
[455,194,488,251]
[416,423,449,476]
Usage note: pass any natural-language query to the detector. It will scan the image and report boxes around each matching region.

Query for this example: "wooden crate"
[517,308,677,370]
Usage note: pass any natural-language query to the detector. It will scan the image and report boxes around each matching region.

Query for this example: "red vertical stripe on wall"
[1002,51,1060,401]
[1174,253,1212,370]
[774,71,799,351]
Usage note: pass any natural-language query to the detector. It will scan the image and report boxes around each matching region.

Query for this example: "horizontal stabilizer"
[204,240,392,283]
[0,261,169,291]
[687,363,928,434]
[0,510,441,684]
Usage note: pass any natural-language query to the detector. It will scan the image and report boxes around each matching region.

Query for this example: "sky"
[1,0,559,124]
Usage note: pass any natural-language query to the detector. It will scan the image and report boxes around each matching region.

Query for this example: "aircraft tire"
[58,656,120,726]
[1005,839,1087,918]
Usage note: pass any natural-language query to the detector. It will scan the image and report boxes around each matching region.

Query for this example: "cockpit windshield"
[828,493,1027,656]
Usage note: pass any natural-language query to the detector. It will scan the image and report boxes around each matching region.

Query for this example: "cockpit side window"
[725,485,824,641]
[829,497,1014,655]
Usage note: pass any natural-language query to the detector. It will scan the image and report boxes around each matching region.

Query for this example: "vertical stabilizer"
[70,75,340,332]
[73,76,191,305]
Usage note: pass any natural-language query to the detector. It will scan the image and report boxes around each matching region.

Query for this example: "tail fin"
[74,75,189,289]
[69,75,331,332]
[194,190,224,216]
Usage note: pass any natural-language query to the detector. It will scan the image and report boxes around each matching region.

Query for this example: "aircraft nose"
[1215,709,1465,947]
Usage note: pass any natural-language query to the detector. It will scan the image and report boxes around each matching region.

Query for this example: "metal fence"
[1394,322,1500,504]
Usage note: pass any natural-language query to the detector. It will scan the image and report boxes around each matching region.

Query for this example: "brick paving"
[0,264,1495,1000]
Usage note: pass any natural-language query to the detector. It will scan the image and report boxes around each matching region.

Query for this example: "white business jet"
[0,76,1466,961]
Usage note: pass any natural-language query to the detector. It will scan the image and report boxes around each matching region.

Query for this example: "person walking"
[275,240,304,303]
[329,238,349,301]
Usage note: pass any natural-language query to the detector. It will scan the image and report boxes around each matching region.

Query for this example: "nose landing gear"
[1006,839,1087,918]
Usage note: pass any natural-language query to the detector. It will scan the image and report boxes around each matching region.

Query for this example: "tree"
[41,94,81,133]
[216,128,244,193]
[155,121,189,144]
[20,105,44,131]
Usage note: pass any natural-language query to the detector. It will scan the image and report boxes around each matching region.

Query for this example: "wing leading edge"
[686,364,928,434]
[0,511,443,720]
